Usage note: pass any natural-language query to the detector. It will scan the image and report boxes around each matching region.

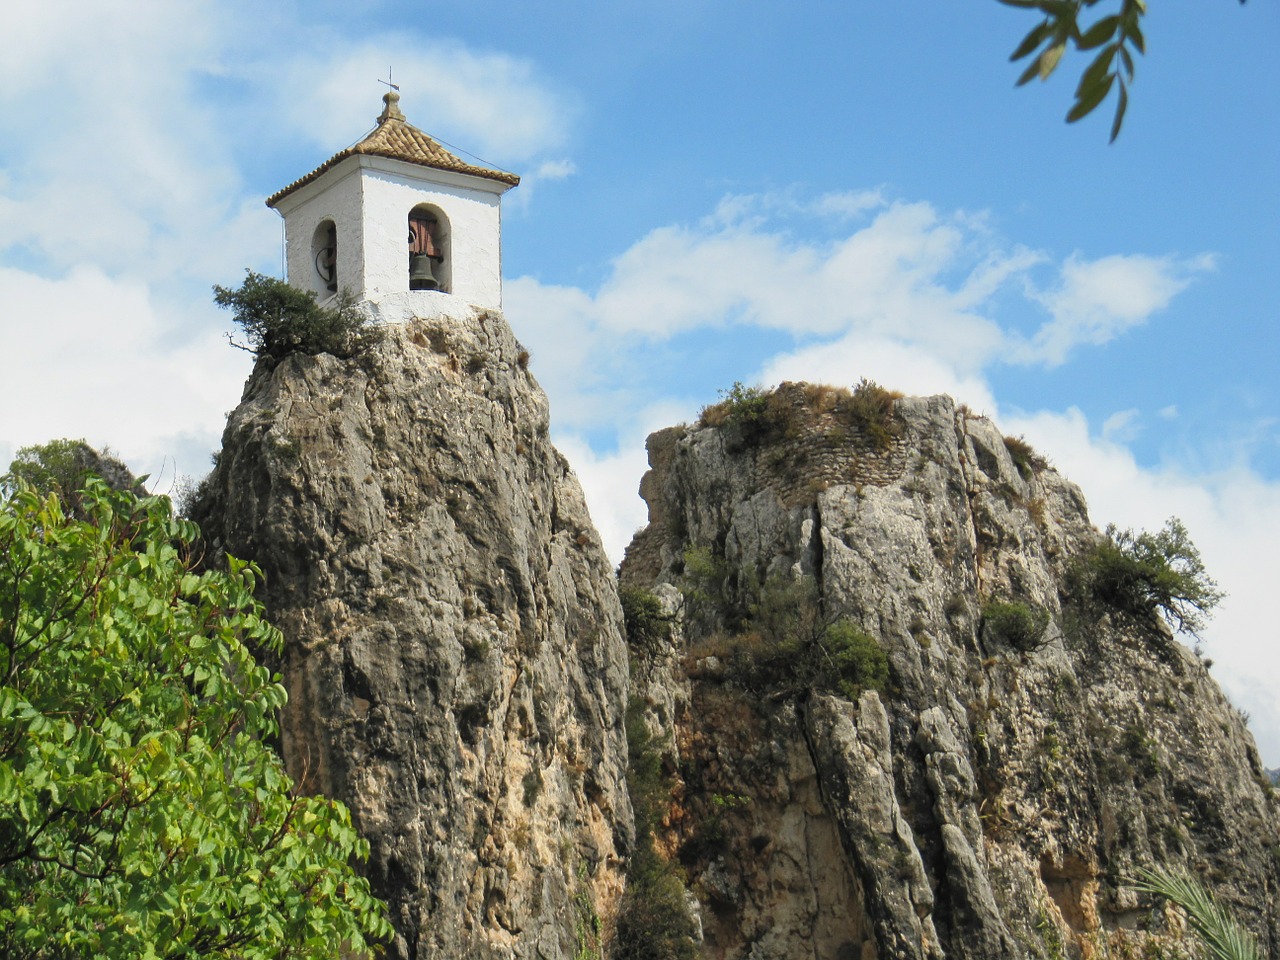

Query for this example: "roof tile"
[266,92,519,208]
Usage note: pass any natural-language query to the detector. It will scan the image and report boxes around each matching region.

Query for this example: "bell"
[409,253,440,291]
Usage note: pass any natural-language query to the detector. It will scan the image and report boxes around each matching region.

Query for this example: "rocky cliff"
[195,308,1279,960]
[194,310,632,960]
[620,381,1280,959]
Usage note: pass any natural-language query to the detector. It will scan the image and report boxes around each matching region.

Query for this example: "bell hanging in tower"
[409,252,440,291]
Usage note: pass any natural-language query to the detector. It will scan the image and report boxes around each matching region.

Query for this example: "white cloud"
[1004,408,1280,762]
[1019,253,1216,365]
[1101,408,1142,444]
[761,335,999,414]
[532,160,577,182]
[812,189,887,220]
[579,200,1030,367]
[276,38,574,166]
[0,264,251,483]
[507,195,1047,436]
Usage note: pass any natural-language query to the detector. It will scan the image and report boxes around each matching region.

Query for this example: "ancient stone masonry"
[620,386,1280,960]
[194,309,631,960]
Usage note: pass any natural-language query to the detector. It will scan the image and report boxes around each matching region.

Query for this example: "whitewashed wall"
[274,156,507,312]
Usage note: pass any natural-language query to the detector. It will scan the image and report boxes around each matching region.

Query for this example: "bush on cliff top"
[698,379,903,451]
[214,269,375,362]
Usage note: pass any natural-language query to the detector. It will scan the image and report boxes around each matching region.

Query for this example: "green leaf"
[1126,19,1146,54]
[0,476,390,958]
[1068,72,1115,123]
[1038,42,1066,80]
[1109,81,1129,142]
[1010,19,1053,61]
[1077,14,1120,50]
[1076,44,1117,96]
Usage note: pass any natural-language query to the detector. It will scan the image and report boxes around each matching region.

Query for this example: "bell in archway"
[409,253,440,291]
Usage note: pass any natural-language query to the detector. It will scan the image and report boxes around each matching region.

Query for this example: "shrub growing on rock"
[620,586,674,654]
[1070,518,1222,638]
[701,575,889,702]
[1003,434,1049,480]
[844,378,904,451]
[214,270,375,362]
[981,599,1051,650]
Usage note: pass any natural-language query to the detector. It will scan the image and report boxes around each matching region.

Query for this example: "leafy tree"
[213,270,374,363]
[1070,517,1223,638]
[0,477,391,959]
[5,439,142,518]
[999,0,1246,141]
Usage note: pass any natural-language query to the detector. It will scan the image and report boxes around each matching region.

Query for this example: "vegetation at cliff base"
[214,270,375,362]
[0,476,391,958]
[1070,517,1223,638]
[614,703,699,960]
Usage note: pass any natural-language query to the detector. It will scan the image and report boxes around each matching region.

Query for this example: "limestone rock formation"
[620,382,1280,959]
[194,310,632,960]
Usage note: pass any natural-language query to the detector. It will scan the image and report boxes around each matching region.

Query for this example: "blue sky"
[1,0,1278,759]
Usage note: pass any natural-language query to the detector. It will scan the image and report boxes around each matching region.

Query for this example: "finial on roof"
[378,90,405,124]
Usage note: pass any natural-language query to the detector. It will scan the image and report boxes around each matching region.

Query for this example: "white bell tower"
[266,91,520,315]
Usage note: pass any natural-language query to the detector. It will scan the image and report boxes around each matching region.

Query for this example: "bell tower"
[266,91,520,314]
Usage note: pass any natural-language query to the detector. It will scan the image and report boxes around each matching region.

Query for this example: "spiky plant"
[1133,867,1261,960]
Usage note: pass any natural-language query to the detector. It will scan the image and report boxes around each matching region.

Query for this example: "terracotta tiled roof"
[266,92,519,208]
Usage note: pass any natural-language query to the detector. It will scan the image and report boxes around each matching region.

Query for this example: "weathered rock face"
[195,311,632,960]
[621,382,1280,959]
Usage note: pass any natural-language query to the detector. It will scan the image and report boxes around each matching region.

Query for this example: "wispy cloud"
[1017,253,1217,365]
[1004,407,1280,760]
[0,8,577,491]
[275,38,576,167]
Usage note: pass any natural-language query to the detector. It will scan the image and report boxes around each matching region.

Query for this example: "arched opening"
[408,204,451,294]
[310,220,338,295]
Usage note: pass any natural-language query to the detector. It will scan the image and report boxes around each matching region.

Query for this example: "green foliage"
[620,586,674,654]
[981,599,1051,649]
[845,378,904,451]
[573,861,603,960]
[1003,434,1048,481]
[699,381,768,431]
[1000,0,1147,141]
[614,703,699,960]
[710,576,888,702]
[818,620,891,700]
[213,270,375,362]
[1133,867,1261,960]
[698,379,903,454]
[679,546,729,633]
[0,478,391,959]
[5,440,142,518]
[1070,518,1223,638]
